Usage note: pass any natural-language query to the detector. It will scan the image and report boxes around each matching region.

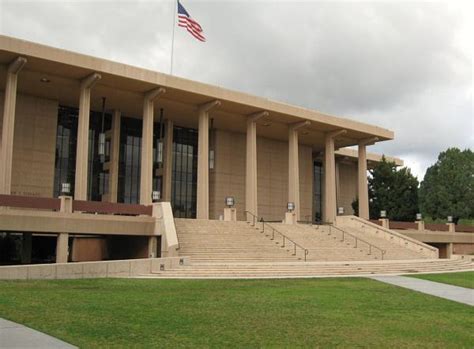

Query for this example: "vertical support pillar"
[56,195,73,263]
[0,57,27,195]
[74,73,101,200]
[56,233,69,263]
[196,100,220,219]
[108,110,121,203]
[148,236,158,258]
[139,87,166,205]
[447,243,454,258]
[288,121,310,222]
[324,129,346,224]
[162,119,174,202]
[245,111,267,219]
[358,137,378,220]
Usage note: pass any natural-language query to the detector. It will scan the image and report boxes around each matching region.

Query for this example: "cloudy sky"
[0,0,472,180]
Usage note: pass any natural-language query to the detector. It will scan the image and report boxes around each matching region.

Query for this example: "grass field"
[0,278,473,348]
[409,271,474,289]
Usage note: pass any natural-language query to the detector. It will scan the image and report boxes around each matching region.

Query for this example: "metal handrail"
[350,217,437,252]
[328,225,385,260]
[244,210,309,261]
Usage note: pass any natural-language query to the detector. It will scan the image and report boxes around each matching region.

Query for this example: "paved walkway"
[0,318,77,348]
[371,275,474,306]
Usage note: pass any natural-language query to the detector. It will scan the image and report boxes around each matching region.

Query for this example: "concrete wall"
[453,243,474,255]
[337,161,357,215]
[0,257,189,280]
[0,92,58,197]
[209,129,313,222]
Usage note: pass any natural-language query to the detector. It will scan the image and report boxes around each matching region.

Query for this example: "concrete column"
[56,233,69,263]
[0,57,27,195]
[324,129,346,223]
[196,100,220,219]
[148,236,158,258]
[162,119,174,202]
[139,87,166,205]
[447,243,454,258]
[358,137,378,220]
[108,110,121,203]
[288,121,310,221]
[74,73,101,200]
[245,111,267,219]
[56,196,73,263]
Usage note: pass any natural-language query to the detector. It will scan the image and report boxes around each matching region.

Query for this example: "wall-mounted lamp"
[225,196,235,208]
[380,210,387,218]
[416,213,422,221]
[152,191,161,203]
[287,202,295,212]
[337,207,344,215]
[447,216,453,223]
[61,183,71,195]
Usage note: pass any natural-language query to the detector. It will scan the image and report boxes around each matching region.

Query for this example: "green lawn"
[0,278,473,348]
[409,271,474,289]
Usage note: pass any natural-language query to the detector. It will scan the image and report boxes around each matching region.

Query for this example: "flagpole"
[170,0,178,75]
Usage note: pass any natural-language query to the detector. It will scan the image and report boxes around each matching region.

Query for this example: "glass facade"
[117,116,164,204]
[171,126,198,218]
[54,106,199,216]
[313,161,323,223]
[54,106,111,200]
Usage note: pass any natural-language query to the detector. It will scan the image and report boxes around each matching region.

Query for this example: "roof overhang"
[0,35,394,151]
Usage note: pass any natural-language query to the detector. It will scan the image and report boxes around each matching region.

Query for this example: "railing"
[350,216,438,253]
[328,225,386,260]
[73,200,152,216]
[0,194,153,216]
[244,210,309,261]
[0,194,61,211]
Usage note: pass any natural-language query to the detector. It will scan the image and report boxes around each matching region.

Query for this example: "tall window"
[54,106,111,200]
[313,161,323,223]
[117,117,164,204]
[171,126,198,218]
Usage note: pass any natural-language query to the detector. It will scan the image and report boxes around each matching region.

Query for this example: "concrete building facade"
[0,35,403,263]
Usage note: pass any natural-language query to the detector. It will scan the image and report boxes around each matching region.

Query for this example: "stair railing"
[244,210,309,261]
[328,225,386,260]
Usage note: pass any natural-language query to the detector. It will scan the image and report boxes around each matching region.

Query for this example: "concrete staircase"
[174,219,302,263]
[139,258,473,279]
[148,219,472,279]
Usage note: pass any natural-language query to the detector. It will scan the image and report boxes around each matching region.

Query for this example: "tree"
[352,157,419,221]
[419,148,474,223]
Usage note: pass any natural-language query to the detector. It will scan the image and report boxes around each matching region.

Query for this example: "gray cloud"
[0,0,472,179]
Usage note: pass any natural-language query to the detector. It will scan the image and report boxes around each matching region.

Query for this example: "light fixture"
[209,149,215,169]
[225,196,235,208]
[380,210,387,218]
[416,213,422,221]
[98,133,106,157]
[40,77,50,83]
[61,183,71,195]
[152,191,161,203]
[447,216,453,223]
[287,202,295,212]
[156,140,163,164]
[302,131,309,135]
[262,122,271,127]
[338,207,344,215]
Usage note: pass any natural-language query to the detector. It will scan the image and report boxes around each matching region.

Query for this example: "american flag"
[177,1,206,42]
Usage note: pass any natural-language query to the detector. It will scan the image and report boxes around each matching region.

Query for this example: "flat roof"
[335,148,404,167]
[0,35,394,150]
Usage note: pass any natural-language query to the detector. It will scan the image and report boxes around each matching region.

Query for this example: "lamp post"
[61,183,71,196]
[224,196,236,221]
[379,210,389,228]
[151,191,160,203]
